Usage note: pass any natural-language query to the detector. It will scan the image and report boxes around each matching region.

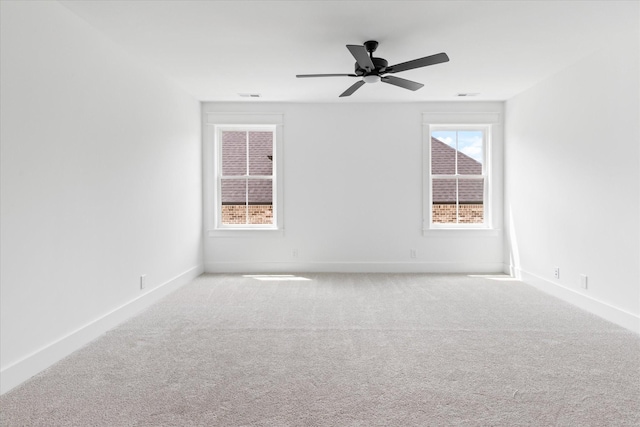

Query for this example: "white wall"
[203,102,504,273]
[0,1,203,393]
[504,31,640,332]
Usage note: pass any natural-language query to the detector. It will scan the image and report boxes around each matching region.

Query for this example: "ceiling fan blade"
[296,74,358,78]
[387,52,449,74]
[339,80,366,97]
[346,45,375,72]
[381,75,424,91]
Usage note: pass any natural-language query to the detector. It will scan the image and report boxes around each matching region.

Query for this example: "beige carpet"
[1,273,639,426]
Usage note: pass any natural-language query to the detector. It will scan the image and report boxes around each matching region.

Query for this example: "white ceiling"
[59,0,638,103]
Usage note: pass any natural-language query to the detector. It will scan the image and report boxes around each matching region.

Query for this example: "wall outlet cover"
[579,274,588,289]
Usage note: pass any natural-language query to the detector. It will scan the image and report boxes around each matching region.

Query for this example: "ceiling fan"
[296,40,449,97]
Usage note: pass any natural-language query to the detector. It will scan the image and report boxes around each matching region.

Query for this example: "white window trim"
[422,112,500,234]
[204,113,284,237]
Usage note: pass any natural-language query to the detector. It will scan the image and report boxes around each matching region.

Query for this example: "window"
[430,126,489,227]
[204,113,284,235]
[422,111,500,231]
[216,126,275,227]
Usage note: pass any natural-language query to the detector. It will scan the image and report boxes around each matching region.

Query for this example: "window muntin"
[430,126,490,228]
[216,126,276,228]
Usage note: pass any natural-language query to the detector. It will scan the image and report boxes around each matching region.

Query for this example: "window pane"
[221,179,247,225]
[457,131,484,174]
[221,178,246,205]
[432,178,457,224]
[221,131,246,176]
[458,178,484,224]
[432,177,456,204]
[248,131,273,176]
[431,131,456,175]
[248,179,272,205]
[248,179,273,225]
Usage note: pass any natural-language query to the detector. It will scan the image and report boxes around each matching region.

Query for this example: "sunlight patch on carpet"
[243,274,312,281]
[467,274,519,282]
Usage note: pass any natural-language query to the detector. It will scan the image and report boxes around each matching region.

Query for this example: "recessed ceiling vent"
[238,93,261,98]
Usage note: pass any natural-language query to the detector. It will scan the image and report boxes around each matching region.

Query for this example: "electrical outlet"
[553,267,560,279]
[140,274,147,290]
[410,249,417,259]
[579,274,588,290]
[292,249,299,258]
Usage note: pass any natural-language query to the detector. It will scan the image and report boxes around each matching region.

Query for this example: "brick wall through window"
[432,204,484,224]
[222,205,273,225]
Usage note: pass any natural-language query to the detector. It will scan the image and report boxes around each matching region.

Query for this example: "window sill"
[422,228,501,237]
[207,228,284,238]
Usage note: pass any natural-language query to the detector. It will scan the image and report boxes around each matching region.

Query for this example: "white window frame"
[204,113,284,237]
[422,112,500,233]
[430,125,491,228]
[215,125,276,229]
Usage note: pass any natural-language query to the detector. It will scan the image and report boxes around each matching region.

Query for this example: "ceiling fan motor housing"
[355,57,388,76]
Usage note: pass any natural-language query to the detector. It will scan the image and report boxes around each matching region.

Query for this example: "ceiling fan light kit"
[362,75,381,84]
[296,40,449,97]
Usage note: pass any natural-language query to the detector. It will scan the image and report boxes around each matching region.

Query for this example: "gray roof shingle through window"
[431,137,484,204]
[221,131,273,205]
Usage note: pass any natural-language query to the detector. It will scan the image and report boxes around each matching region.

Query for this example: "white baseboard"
[204,261,505,274]
[513,267,639,334]
[0,265,204,395]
